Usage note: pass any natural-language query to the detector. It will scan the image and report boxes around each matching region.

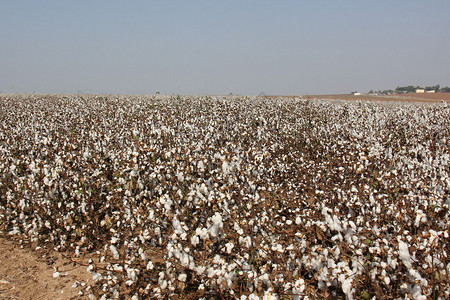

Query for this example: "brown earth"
[0,235,92,300]
[305,92,450,103]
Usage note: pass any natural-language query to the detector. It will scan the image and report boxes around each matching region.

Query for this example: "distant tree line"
[369,84,450,95]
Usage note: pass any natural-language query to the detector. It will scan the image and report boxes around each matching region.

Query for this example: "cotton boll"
[172,217,185,235]
[176,172,184,182]
[138,248,146,261]
[91,272,103,282]
[127,268,139,282]
[125,280,135,286]
[387,254,398,269]
[271,243,284,253]
[324,212,343,232]
[239,236,252,248]
[248,293,260,300]
[195,265,206,275]
[338,274,354,300]
[332,215,343,232]
[206,267,216,278]
[292,278,305,298]
[191,235,200,247]
[409,284,426,300]
[333,246,341,259]
[398,241,412,269]
[222,161,230,175]
[199,183,208,195]
[209,212,223,237]
[197,160,205,172]
[87,265,94,272]
[110,245,120,259]
[414,210,427,227]
[180,251,190,267]
[146,260,154,270]
[225,242,234,254]
[195,227,209,240]
[409,269,428,287]
[369,193,375,205]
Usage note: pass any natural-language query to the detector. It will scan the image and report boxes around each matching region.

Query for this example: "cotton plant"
[0,94,449,299]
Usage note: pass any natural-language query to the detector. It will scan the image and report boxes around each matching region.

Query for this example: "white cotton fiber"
[398,241,412,269]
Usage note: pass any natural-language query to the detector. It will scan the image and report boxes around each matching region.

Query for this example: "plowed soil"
[0,235,91,300]
[306,92,450,102]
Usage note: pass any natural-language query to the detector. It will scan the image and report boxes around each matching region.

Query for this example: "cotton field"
[0,94,449,299]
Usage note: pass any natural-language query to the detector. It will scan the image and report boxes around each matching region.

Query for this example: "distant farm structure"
[368,84,450,95]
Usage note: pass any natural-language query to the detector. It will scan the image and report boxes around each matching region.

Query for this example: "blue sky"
[1,0,449,95]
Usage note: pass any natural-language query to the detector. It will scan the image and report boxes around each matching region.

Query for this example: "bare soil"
[305,92,450,102]
[0,235,91,300]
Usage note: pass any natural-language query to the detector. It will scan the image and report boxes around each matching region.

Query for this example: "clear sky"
[1,0,450,95]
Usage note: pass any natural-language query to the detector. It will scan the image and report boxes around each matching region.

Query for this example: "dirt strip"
[0,236,91,300]
[305,92,450,102]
